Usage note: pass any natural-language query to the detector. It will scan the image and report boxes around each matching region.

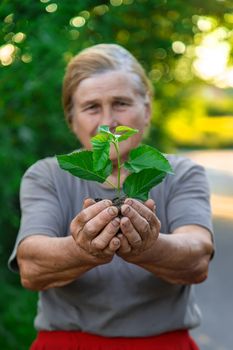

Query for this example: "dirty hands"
[117,198,161,262]
[70,197,160,266]
[70,199,120,264]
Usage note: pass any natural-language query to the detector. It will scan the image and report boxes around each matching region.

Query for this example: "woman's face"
[71,70,151,162]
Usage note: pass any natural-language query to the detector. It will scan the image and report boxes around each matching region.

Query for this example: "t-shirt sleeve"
[8,158,66,272]
[166,156,213,236]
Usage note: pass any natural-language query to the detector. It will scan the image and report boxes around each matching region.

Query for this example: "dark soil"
[95,197,126,213]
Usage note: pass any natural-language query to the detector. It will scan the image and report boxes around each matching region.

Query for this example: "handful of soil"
[95,197,126,216]
[95,197,126,233]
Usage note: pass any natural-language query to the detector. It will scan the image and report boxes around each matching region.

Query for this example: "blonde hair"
[62,43,153,125]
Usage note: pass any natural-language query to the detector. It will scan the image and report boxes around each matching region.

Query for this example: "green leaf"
[123,169,166,201]
[99,125,110,133]
[124,144,174,174]
[56,150,112,183]
[115,125,139,142]
[98,125,113,136]
[91,133,111,171]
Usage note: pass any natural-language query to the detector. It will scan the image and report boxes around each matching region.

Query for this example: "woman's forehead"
[73,70,144,101]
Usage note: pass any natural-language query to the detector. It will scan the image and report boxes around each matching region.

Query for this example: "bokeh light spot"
[69,30,80,40]
[93,5,109,15]
[172,41,186,54]
[197,18,213,32]
[13,32,26,43]
[21,54,32,63]
[79,11,90,20]
[110,0,123,6]
[70,16,86,28]
[45,3,58,13]
[4,13,14,24]
[0,44,15,66]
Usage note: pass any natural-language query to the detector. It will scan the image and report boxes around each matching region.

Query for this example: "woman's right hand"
[70,198,121,264]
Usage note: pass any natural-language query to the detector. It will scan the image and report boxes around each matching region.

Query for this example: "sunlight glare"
[0,44,15,66]
[193,28,233,87]
[197,18,213,32]
[194,42,229,79]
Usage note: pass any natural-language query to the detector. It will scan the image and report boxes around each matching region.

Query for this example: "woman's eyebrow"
[79,96,134,106]
[113,96,133,102]
[79,99,99,108]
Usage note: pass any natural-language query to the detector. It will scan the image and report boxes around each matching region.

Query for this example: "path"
[183,150,233,350]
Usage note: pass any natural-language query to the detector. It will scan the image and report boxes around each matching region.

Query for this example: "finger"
[81,205,119,239]
[120,217,142,247]
[83,198,96,209]
[121,204,150,241]
[143,200,161,233]
[123,198,160,233]
[104,236,121,255]
[124,198,156,223]
[73,199,112,227]
[91,217,120,250]
[144,199,156,212]
[116,233,131,255]
[71,200,115,241]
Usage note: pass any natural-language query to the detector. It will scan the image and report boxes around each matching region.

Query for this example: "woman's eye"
[84,105,99,113]
[114,101,130,109]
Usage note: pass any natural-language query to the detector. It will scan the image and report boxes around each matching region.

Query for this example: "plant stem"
[105,179,117,190]
[113,140,121,198]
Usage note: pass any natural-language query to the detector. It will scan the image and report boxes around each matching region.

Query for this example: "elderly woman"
[9,44,214,350]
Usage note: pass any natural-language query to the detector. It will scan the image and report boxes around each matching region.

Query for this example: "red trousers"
[30,330,200,350]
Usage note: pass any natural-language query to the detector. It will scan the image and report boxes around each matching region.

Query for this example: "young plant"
[56,125,174,201]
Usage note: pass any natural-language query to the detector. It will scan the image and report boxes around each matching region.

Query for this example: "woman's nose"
[101,107,112,124]
[100,108,117,130]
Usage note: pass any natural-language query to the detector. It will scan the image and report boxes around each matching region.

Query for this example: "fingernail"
[121,204,130,215]
[113,238,120,246]
[112,217,120,227]
[108,206,118,216]
[125,199,133,206]
[104,200,112,207]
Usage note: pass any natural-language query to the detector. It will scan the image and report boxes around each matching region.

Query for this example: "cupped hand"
[116,198,161,262]
[70,198,121,263]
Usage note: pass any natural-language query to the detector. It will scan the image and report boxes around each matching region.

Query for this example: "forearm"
[17,235,98,291]
[129,229,214,285]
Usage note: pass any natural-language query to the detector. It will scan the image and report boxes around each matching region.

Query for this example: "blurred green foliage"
[0,0,233,348]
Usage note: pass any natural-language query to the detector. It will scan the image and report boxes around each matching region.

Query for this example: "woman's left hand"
[116,198,161,262]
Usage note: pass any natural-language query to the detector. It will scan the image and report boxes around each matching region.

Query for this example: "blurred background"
[0,0,232,349]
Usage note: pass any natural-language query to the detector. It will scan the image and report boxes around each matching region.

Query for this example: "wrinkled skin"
[70,197,160,264]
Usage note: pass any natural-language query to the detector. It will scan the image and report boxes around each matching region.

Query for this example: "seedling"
[56,125,174,201]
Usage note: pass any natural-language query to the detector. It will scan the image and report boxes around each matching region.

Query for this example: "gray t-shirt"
[8,154,213,337]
